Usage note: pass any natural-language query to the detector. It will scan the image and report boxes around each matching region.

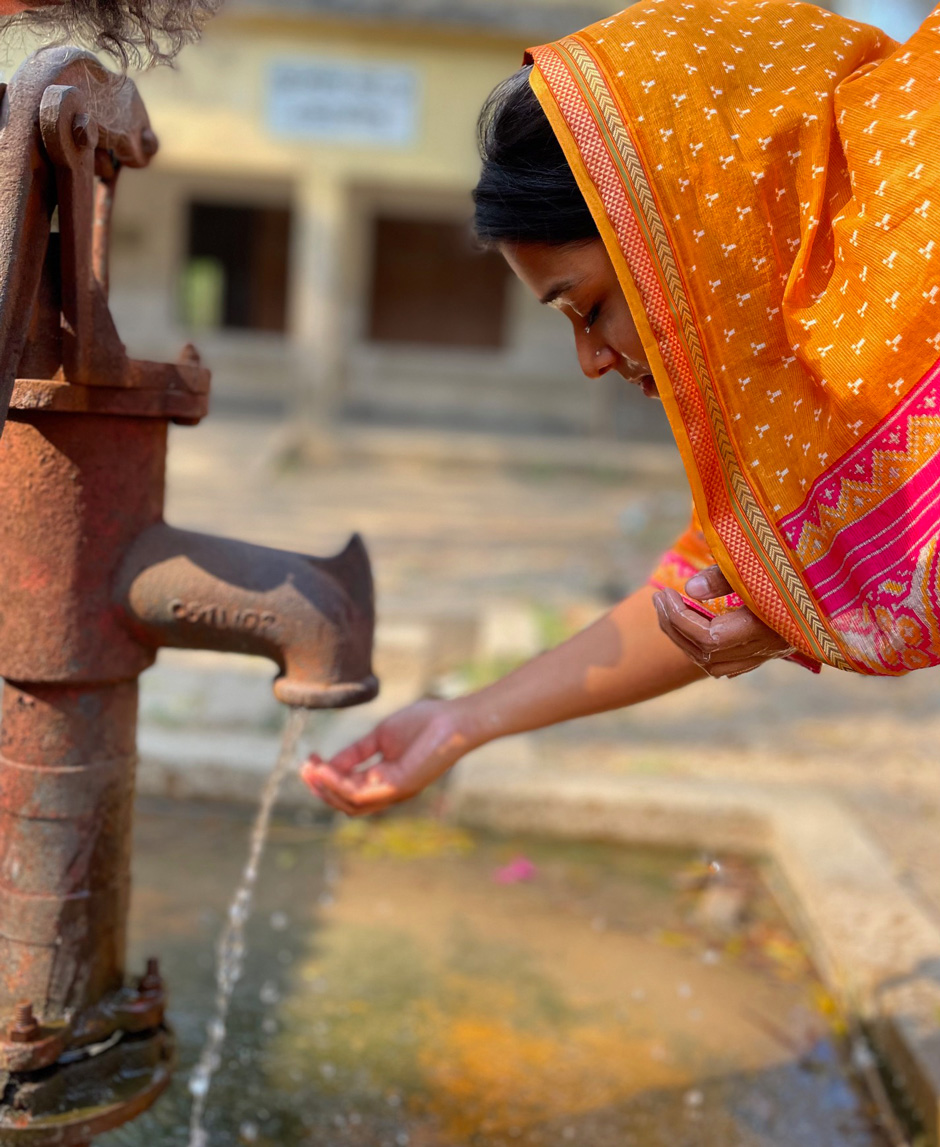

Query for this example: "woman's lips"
[616,359,659,398]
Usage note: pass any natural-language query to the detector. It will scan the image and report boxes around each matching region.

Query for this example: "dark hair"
[473,65,598,247]
[1,0,221,68]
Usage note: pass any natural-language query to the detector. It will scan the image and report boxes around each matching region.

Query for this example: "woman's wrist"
[449,691,501,753]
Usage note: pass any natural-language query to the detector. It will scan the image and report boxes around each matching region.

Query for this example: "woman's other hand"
[652,565,794,678]
[301,698,479,817]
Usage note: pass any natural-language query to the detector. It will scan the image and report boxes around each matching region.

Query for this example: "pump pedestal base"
[0,1026,174,1146]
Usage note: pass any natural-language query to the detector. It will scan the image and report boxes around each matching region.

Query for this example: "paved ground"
[150,413,940,936]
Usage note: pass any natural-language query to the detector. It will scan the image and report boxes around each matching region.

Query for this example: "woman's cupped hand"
[652,565,795,678]
[301,698,479,817]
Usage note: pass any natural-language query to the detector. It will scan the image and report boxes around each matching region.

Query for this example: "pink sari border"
[779,354,940,618]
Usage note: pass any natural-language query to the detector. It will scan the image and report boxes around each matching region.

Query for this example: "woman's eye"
[584,304,601,332]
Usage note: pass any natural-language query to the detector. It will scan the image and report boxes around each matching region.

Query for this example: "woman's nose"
[576,332,618,379]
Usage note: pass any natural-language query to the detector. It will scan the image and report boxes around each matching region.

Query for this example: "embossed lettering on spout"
[169,599,278,631]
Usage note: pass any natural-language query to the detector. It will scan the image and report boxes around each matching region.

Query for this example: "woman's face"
[500,238,658,398]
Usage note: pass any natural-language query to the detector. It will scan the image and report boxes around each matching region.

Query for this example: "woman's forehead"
[500,240,607,304]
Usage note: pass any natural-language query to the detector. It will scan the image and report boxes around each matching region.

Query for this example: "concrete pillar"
[289,175,351,431]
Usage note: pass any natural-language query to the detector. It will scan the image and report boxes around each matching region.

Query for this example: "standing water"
[186,706,308,1147]
[103,792,892,1146]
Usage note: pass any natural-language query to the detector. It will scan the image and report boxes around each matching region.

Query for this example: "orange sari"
[527,0,940,674]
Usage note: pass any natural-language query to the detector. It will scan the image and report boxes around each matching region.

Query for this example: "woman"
[304,0,940,816]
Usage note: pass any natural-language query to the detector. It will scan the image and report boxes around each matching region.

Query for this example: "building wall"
[98,14,611,435]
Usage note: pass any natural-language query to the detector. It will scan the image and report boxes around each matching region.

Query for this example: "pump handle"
[0,47,157,436]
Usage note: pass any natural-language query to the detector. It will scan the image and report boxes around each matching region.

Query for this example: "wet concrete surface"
[96,798,886,1147]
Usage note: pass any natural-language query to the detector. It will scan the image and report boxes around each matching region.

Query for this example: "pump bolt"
[137,956,164,996]
[178,342,202,368]
[9,1002,41,1043]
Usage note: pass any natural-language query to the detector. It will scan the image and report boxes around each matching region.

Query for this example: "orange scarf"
[528,0,940,673]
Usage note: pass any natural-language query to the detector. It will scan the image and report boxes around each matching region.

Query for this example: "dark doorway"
[368,216,511,349]
[183,201,292,333]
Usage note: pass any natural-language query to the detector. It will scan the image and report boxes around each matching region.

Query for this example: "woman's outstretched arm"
[302,585,702,817]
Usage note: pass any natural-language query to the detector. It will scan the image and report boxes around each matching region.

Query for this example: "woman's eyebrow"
[539,279,581,306]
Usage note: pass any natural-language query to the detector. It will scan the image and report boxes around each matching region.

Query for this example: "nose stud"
[595,349,602,357]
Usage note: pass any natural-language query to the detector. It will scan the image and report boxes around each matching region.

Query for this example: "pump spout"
[118,523,378,709]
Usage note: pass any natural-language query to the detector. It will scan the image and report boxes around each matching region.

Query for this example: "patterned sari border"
[780,355,940,617]
[782,355,940,535]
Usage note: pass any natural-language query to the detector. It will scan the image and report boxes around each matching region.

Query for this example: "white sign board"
[268,59,419,147]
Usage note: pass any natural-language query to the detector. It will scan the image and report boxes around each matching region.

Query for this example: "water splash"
[187,706,308,1147]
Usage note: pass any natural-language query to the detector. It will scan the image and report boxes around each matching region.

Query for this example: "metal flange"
[0,1026,175,1146]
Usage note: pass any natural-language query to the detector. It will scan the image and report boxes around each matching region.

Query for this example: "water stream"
[186,706,308,1147]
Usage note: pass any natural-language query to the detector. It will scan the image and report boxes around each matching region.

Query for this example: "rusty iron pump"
[0,49,377,1144]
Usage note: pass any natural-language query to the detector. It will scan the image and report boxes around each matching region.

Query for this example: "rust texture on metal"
[0,48,159,433]
[0,681,138,1022]
[0,415,168,684]
[0,43,377,1147]
[0,47,210,428]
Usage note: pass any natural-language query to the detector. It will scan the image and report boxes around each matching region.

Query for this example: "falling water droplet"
[189,1069,210,1099]
[259,980,281,1006]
